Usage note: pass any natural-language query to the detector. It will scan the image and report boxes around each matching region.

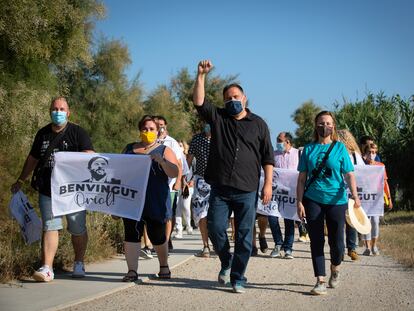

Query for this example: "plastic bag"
[8,191,42,245]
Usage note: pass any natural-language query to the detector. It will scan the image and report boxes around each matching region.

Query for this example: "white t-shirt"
[158,135,189,190]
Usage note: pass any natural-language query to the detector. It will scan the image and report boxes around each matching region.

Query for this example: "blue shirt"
[298,141,354,205]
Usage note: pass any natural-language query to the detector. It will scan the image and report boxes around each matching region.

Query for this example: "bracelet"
[17,178,25,184]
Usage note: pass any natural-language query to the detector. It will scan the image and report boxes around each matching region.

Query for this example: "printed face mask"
[316,125,333,138]
[140,131,157,144]
[224,99,243,116]
[276,142,285,152]
[51,111,67,125]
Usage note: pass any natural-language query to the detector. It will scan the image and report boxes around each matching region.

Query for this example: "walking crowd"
[10,60,392,295]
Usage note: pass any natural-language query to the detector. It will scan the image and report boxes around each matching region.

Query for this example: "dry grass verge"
[379,211,414,268]
[0,212,124,282]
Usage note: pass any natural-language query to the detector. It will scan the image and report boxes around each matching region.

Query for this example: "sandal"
[122,270,138,282]
[154,265,171,279]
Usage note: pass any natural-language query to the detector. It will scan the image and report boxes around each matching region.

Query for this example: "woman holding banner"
[362,143,393,256]
[296,111,361,295]
[120,115,179,282]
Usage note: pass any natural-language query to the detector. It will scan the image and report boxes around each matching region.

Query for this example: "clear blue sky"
[95,0,414,140]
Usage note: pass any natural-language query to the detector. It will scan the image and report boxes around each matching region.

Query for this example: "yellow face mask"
[140,131,157,144]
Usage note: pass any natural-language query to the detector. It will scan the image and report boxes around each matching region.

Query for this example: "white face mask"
[370,153,377,160]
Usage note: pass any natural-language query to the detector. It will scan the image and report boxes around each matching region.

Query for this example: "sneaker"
[259,235,268,253]
[372,247,380,256]
[232,281,246,293]
[174,230,183,239]
[284,250,294,259]
[348,249,359,261]
[140,247,154,259]
[251,246,258,256]
[270,245,282,258]
[218,267,231,285]
[186,226,193,235]
[306,234,310,242]
[329,270,340,288]
[310,281,327,295]
[72,261,86,278]
[195,246,210,258]
[33,265,54,282]
[298,234,307,242]
[150,248,157,257]
[363,248,372,256]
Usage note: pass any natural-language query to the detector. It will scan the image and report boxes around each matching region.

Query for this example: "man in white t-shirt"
[154,116,188,250]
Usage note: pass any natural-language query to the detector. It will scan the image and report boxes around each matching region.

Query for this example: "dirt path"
[63,239,414,311]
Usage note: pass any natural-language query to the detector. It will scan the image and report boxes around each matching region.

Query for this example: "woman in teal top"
[296,111,361,296]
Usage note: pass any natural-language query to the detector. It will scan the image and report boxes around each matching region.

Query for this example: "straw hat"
[345,198,371,234]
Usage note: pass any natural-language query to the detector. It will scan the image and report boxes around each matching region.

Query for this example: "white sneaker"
[72,261,86,278]
[33,265,54,282]
[186,226,193,235]
[372,247,380,256]
[175,230,183,239]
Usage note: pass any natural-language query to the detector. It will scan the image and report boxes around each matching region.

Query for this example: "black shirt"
[30,122,94,197]
[196,101,274,192]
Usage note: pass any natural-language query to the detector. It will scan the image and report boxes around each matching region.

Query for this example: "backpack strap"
[304,141,337,193]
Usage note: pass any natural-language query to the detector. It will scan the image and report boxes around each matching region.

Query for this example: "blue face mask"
[276,142,285,152]
[51,111,67,125]
[224,99,243,116]
[204,124,211,133]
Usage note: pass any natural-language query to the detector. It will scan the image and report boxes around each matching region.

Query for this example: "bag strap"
[36,124,69,169]
[142,143,161,155]
[352,152,357,165]
[304,141,337,193]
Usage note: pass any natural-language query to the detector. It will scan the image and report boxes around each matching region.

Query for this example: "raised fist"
[198,60,213,75]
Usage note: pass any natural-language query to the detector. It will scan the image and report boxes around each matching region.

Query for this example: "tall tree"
[61,38,144,152]
[291,100,322,146]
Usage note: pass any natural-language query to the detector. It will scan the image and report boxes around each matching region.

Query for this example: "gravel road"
[63,238,414,311]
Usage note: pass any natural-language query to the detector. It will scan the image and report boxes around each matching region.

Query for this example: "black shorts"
[123,217,166,245]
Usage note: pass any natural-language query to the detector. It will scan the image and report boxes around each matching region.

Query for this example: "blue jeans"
[345,222,357,251]
[39,194,87,235]
[268,216,295,252]
[303,196,346,277]
[207,185,258,285]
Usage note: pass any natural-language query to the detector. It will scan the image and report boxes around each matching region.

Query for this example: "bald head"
[50,97,70,115]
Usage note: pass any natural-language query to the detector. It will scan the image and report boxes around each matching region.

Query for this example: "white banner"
[9,191,42,245]
[257,168,300,220]
[192,175,211,225]
[51,152,151,221]
[257,165,385,219]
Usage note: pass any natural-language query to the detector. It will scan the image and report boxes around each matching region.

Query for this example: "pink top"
[274,147,300,169]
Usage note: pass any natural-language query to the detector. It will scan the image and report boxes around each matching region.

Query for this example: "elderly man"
[267,132,301,259]
[193,60,274,293]
[11,97,94,282]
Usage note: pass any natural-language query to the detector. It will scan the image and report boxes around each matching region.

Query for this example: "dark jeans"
[345,223,357,251]
[207,185,258,285]
[268,216,295,252]
[303,196,346,277]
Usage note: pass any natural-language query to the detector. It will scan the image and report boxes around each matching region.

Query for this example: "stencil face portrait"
[88,157,109,181]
